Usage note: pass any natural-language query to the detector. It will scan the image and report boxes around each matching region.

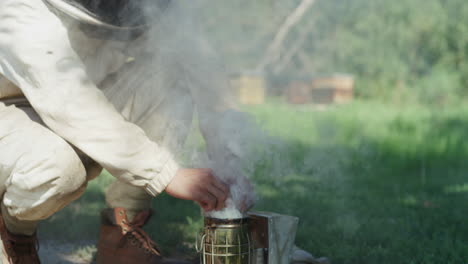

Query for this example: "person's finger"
[212,179,229,195]
[197,201,210,211]
[201,168,214,176]
[197,202,211,212]
[207,184,228,210]
[200,192,217,212]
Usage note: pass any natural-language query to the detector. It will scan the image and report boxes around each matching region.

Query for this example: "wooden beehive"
[310,75,354,104]
[230,73,266,105]
[285,81,311,104]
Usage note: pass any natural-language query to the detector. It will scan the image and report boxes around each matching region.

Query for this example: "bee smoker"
[197,217,253,264]
[197,211,299,264]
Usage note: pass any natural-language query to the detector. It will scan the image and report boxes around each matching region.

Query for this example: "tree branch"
[256,0,316,72]
[272,18,316,74]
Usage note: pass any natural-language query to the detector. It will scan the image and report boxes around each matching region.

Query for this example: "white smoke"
[68,0,258,218]
[187,110,263,219]
[136,1,260,218]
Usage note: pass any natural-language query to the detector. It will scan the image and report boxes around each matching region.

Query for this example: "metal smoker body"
[198,217,253,264]
[198,212,299,264]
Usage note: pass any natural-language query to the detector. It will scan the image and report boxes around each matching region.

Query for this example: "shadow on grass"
[40,171,202,257]
[250,112,468,264]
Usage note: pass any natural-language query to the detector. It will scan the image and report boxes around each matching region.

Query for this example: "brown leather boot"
[96,208,193,264]
[0,212,40,264]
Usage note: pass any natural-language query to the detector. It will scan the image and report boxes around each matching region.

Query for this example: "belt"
[0,96,32,108]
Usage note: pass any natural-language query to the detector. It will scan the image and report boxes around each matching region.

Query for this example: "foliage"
[198,0,468,103]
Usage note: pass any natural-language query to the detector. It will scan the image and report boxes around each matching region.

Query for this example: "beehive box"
[230,73,266,105]
[311,74,354,104]
[285,81,311,104]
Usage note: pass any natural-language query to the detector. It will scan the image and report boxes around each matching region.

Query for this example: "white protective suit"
[0,0,246,229]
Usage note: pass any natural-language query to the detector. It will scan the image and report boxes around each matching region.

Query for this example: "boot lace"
[117,211,162,256]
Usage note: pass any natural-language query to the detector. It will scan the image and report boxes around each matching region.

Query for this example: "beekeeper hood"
[43,0,171,39]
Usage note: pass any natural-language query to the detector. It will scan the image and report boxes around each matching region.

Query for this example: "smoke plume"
[100,0,263,219]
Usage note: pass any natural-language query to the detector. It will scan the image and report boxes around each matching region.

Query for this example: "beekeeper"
[0,0,251,263]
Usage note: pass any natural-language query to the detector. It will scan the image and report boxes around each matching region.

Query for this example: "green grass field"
[42,100,468,264]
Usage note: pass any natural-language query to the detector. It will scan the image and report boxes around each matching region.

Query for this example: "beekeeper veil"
[43,0,171,39]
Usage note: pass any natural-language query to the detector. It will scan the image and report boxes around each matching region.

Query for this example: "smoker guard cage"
[197,212,300,264]
[197,217,253,264]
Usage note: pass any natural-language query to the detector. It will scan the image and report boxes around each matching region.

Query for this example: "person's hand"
[165,168,229,211]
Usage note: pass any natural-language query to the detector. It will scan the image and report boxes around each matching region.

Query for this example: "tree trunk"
[256,0,316,72]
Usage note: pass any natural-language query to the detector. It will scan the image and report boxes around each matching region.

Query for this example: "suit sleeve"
[0,1,177,196]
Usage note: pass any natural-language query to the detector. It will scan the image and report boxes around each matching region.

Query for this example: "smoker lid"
[204,217,250,226]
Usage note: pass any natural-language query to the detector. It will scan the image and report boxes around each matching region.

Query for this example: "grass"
[41,99,468,264]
